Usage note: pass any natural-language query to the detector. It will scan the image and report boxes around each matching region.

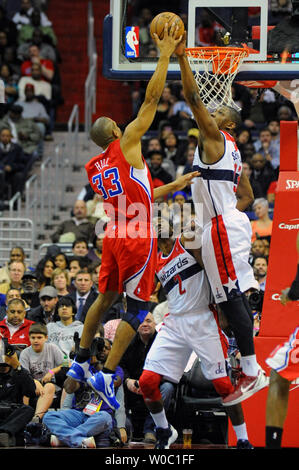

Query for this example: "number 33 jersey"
[85,139,154,228]
[156,237,213,315]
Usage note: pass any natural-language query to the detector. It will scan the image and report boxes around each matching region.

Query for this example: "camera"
[248,290,264,312]
[0,337,15,366]
[90,337,105,360]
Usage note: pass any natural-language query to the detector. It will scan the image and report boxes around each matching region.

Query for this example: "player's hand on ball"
[175,31,187,57]
[153,22,183,57]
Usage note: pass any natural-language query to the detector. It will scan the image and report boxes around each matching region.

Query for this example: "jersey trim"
[192,165,240,184]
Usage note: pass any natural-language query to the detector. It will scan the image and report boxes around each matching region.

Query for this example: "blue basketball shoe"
[87,371,120,411]
[66,358,93,383]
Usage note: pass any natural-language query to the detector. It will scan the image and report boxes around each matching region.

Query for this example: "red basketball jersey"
[85,139,154,230]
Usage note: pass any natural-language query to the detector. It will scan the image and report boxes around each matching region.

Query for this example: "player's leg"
[139,316,191,448]
[265,369,290,449]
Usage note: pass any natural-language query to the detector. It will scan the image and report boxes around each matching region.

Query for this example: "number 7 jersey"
[85,139,154,228]
[156,237,213,315]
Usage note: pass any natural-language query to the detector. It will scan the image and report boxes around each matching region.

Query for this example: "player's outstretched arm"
[236,170,254,212]
[153,171,199,200]
[120,23,182,169]
[175,33,223,160]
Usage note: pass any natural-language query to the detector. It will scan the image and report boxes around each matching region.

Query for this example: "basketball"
[150,12,185,40]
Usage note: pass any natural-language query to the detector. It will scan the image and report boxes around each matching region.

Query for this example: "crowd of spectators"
[0,0,63,210]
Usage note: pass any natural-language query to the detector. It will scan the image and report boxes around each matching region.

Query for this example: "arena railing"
[0,218,34,266]
[68,103,79,171]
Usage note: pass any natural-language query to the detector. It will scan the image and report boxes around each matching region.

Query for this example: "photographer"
[0,337,36,447]
[252,256,268,292]
[43,335,124,448]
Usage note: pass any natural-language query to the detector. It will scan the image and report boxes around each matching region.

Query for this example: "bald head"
[90,117,121,149]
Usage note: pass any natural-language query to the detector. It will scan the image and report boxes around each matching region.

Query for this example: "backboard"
[103,0,299,81]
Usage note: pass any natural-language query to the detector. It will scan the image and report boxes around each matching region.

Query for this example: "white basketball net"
[186,47,249,112]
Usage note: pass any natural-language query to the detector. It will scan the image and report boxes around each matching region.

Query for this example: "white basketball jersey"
[192,131,242,227]
[156,237,212,315]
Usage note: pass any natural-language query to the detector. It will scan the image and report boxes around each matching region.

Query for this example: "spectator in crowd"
[18,7,57,47]
[35,256,55,289]
[0,247,26,285]
[19,322,64,422]
[21,270,40,308]
[67,270,98,323]
[0,298,34,349]
[0,30,14,64]
[249,153,277,198]
[236,128,252,158]
[46,296,83,359]
[277,104,295,122]
[17,27,58,63]
[251,198,273,243]
[51,200,95,244]
[161,131,186,168]
[68,257,83,283]
[12,0,52,31]
[253,128,280,171]
[27,286,58,324]
[51,268,70,298]
[249,238,268,265]
[0,340,36,447]
[168,87,194,131]
[89,261,101,292]
[120,313,175,444]
[18,62,51,101]
[0,260,26,295]
[252,256,268,291]
[242,160,264,200]
[0,63,18,109]
[0,288,23,321]
[43,336,123,448]
[72,239,90,259]
[148,150,173,189]
[0,6,18,46]
[150,85,175,131]
[20,44,54,82]
[0,104,42,170]
[88,233,104,263]
[144,136,163,159]
[0,127,26,209]
[54,252,69,271]
[15,83,51,141]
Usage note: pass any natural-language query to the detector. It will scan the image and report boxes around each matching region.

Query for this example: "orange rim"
[186,46,249,74]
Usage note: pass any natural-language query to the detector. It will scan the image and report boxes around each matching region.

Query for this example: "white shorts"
[202,211,259,303]
[265,326,299,382]
[144,309,228,383]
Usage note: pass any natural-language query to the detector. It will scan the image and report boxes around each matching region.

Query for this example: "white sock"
[233,423,248,441]
[240,355,259,377]
[151,410,169,430]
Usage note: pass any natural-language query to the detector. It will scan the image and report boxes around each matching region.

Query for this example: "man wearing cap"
[27,286,58,324]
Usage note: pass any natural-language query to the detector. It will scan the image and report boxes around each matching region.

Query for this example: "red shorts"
[98,224,157,301]
[266,326,299,381]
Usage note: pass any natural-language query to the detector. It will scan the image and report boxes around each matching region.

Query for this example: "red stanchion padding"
[280,121,298,172]
[259,171,299,338]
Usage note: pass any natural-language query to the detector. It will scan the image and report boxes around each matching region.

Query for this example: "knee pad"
[212,376,234,398]
[139,370,162,402]
[123,296,149,331]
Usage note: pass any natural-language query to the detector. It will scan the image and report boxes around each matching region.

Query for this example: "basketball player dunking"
[66,24,198,409]
[174,33,268,406]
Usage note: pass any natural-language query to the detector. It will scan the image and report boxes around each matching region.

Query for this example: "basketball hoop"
[186,46,250,111]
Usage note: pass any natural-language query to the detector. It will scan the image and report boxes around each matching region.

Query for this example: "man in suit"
[67,271,98,323]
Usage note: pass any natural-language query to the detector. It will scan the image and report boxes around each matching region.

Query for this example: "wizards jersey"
[156,237,212,315]
[192,131,242,227]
